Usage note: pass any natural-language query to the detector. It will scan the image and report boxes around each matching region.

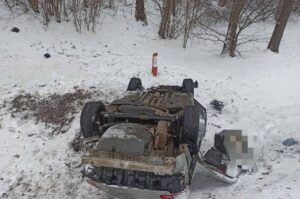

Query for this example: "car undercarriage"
[79,78,254,199]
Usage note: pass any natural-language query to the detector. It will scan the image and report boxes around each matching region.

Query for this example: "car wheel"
[80,101,105,138]
[127,77,142,91]
[182,105,200,149]
[183,79,194,95]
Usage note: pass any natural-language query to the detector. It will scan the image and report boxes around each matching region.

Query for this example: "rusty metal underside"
[110,89,194,112]
[82,150,177,175]
[82,88,195,175]
[82,144,190,175]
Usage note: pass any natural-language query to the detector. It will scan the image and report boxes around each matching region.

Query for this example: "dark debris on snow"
[44,53,51,58]
[210,100,225,112]
[11,27,20,33]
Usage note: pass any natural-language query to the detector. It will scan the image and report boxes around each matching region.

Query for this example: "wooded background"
[4,0,300,56]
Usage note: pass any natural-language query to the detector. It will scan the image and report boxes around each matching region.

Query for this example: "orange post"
[152,53,158,76]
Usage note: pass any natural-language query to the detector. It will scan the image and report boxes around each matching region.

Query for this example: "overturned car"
[80,78,252,199]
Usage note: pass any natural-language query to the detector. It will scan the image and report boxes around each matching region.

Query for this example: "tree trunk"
[158,0,175,39]
[28,0,39,12]
[218,0,227,7]
[135,0,147,25]
[268,0,294,53]
[183,0,197,48]
[108,0,114,9]
[54,0,62,23]
[222,0,246,57]
[183,0,190,48]
[276,0,285,20]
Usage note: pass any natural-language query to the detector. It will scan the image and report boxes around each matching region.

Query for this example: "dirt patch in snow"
[10,89,92,134]
[10,94,39,112]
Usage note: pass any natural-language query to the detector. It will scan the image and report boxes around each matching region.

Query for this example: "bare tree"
[72,0,82,32]
[4,0,104,32]
[182,0,204,48]
[4,0,13,10]
[158,0,176,39]
[222,0,246,57]
[71,0,103,32]
[135,0,147,25]
[268,0,294,53]
[183,0,192,48]
[153,0,163,15]
[193,0,276,56]
[293,0,300,14]
[4,0,29,12]
[108,0,115,9]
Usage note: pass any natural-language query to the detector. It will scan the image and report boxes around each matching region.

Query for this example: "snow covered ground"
[0,3,300,199]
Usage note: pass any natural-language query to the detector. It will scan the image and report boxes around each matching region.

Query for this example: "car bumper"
[87,179,190,199]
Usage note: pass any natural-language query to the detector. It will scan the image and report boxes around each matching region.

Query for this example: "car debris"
[44,53,51,58]
[282,138,298,146]
[79,78,254,199]
[11,27,20,33]
[210,99,224,112]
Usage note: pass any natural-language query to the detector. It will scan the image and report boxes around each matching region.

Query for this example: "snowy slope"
[0,4,300,199]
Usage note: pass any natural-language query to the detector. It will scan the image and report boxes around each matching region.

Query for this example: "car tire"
[183,79,194,95]
[80,101,105,138]
[127,77,142,91]
[182,105,200,147]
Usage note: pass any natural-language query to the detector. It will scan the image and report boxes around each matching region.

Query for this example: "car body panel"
[87,179,190,199]
[82,144,190,175]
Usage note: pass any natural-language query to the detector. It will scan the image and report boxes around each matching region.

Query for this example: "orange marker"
[152,53,158,76]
